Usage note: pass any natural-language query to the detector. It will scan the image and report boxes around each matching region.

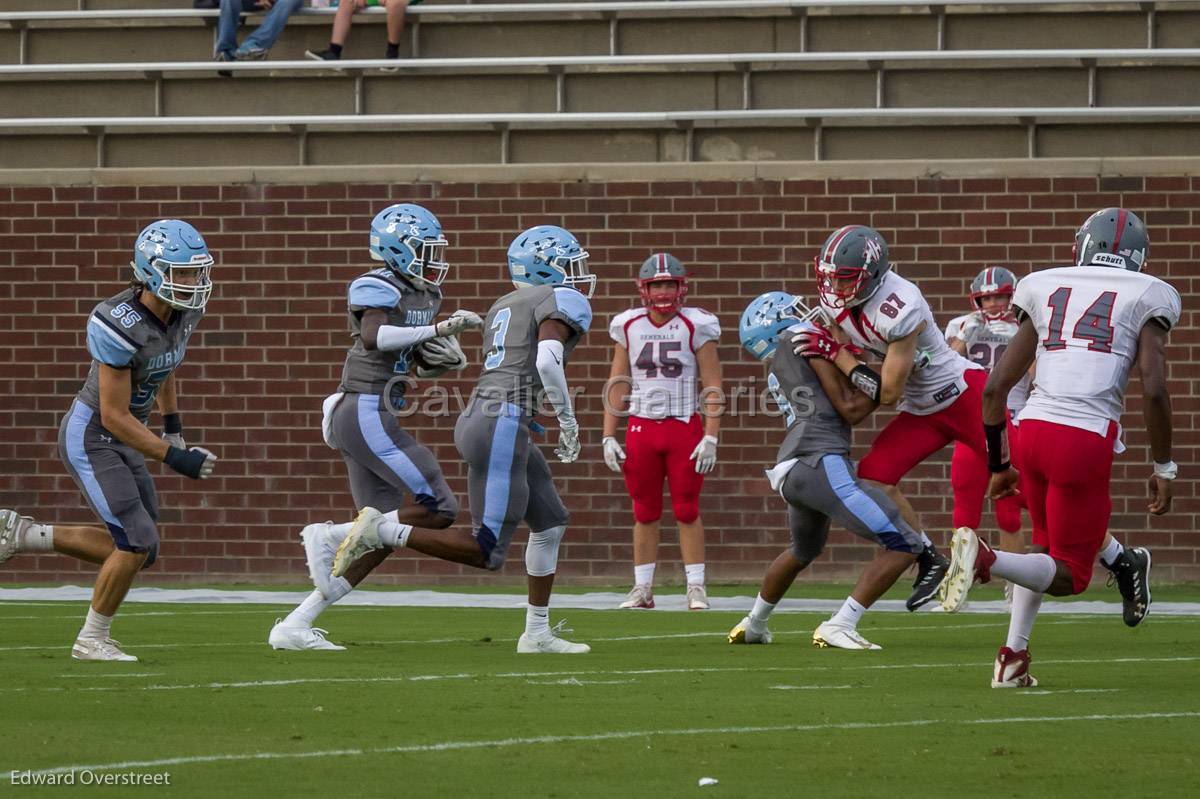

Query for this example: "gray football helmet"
[815,225,891,309]
[1073,207,1148,272]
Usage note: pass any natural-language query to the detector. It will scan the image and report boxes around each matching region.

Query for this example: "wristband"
[1153,461,1178,480]
[163,413,183,435]
[849,364,882,402]
[984,421,1010,473]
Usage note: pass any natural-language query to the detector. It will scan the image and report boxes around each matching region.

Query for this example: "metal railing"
[2,106,1197,165]
[0,1,1190,61]
[3,49,1196,115]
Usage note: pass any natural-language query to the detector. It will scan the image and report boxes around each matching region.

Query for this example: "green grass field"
[2,593,1198,798]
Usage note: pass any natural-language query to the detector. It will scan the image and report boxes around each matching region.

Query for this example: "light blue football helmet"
[507,224,595,298]
[369,203,449,288]
[739,291,823,361]
[131,219,213,311]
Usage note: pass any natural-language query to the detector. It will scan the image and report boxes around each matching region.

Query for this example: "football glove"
[434,309,483,338]
[418,335,468,369]
[601,436,626,473]
[555,422,581,464]
[164,446,217,480]
[959,313,986,345]
[689,435,719,475]
[792,325,842,361]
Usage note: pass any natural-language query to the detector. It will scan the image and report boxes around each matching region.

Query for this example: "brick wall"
[1,175,1197,585]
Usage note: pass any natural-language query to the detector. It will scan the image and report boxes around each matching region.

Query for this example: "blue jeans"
[216,0,303,56]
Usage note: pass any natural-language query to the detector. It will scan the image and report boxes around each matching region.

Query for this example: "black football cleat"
[1108,546,1152,627]
[906,544,950,611]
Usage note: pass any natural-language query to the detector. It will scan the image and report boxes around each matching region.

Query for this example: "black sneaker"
[214,50,235,79]
[1107,547,1152,627]
[906,544,950,611]
[306,48,340,62]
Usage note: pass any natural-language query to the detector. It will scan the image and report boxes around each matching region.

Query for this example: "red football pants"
[859,369,988,486]
[622,415,705,524]
[1017,418,1117,595]
[950,418,1023,533]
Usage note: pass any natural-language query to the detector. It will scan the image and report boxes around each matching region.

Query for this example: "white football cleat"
[728,616,772,644]
[812,621,881,650]
[940,526,993,613]
[71,638,138,662]
[268,619,346,651]
[618,583,654,609]
[332,506,385,578]
[517,632,590,654]
[301,521,343,598]
[686,584,710,610]
[0,509,31,564]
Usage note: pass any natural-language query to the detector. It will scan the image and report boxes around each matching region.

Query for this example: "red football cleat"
[992,646,1039,688]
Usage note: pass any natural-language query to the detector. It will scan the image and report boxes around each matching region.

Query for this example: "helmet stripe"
[822,225,856,263]
[1111,208,1127,254]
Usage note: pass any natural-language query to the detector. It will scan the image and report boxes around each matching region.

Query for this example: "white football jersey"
[823,270,981,415]
[609,306,721,420]
[944,311,1031,417]
[1014,265,1181,440]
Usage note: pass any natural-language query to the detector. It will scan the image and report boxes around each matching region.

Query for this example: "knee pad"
[632,499,663,525]
[525,525,566,577]
[670,498,699,525]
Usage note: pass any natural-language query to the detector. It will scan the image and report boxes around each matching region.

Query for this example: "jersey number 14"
[1043,287,1117,353]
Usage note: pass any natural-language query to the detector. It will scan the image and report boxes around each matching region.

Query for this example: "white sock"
[684,563,705,586]
[633,562,655,587]
[749,594,776,626]
[919,531,933,548]
[378,521,412,548]
[283,578,352,628]
[78,608,113,641]
[831,596,867,629]
[1005,585,1044,651]
[1099,537,1124,568]
[525,604,550,638]
[20,523,54,552]
[989,551,1056,593]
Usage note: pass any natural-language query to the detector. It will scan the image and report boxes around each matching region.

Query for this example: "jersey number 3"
[483,307,512,370]
[1043,287,1117,353]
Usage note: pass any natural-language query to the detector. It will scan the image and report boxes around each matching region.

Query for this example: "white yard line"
[5,711,1196,781]
[2,656,1196,695]
[770,684,853,690]
[1017,688,1122,696]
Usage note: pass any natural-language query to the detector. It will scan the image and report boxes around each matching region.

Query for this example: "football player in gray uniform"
[331,224,595,654]
[269,203,482,651]
[728,292,924,650]
[1,220,217,661]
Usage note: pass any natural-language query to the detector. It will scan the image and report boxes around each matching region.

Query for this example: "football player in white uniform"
[941,208,1179,687]
[794,225,978,610]
[944,267,1030,602]
[603,254,723,610]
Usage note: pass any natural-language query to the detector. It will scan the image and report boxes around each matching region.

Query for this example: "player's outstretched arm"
[1137,321,1174,515]
[982,318,1036,426]
[808,356,879,425]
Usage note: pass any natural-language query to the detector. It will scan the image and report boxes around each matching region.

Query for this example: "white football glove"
[418,335,467,369]
[555,422,581,464]
[689,435,719,475]
[958,313,986,346]
[435,309,483,338]
[162,432,186,450]
[601,436,626,473]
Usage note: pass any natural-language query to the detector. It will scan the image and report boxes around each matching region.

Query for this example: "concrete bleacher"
[1,1,1199,169]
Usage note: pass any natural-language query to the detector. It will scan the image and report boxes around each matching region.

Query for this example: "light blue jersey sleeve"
[551,286,593,334]
[348,275,402,310]
[86,313,137,368]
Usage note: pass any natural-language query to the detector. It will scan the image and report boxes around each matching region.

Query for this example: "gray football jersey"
[473,284,593,414]
[769,330,851,462]
[338,267,442,398]
[77,288,204,425]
